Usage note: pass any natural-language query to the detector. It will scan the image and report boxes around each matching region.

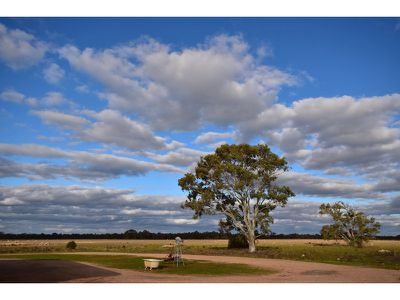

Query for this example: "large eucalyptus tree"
[178,144,295,252]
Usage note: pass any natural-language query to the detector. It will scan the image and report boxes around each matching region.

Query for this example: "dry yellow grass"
[1,238,399,248]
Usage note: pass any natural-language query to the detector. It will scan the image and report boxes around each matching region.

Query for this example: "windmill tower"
[174,237,184,266]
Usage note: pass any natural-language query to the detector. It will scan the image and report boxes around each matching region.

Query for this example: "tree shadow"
[0,260,119,283]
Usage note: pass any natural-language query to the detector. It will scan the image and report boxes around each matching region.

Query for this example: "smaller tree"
[66,241,77,250]
[319,201,380,247]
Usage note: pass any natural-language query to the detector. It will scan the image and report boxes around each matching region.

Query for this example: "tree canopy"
[178,144,295,252]
[319,201,381,247]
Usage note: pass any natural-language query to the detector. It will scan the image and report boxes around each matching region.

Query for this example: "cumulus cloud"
[371,170,400,193]
[240,94,400,188]
[32,110,88,130]
[0,89,25,104]
[1,29,398,235]
[33,106,188,152]
[2,90,72,107]
[267,127,305,152]
[0,23,47,70]
[40,92,69,106]
[79,109,167,151]
[278,172,384,200]
[240,94,400,146]
[144,147,206,167]
[59,35,301,130]
[43,63,65,84]
[237,104,294,141]
[0,185,397,234]
[32,108,178,152]
[0,89,38,106]
[291,94,400,148]
[0,144,67,158]
[0,184,215,233]
[0,144,183,181]
[195,131,237,144]
[166,218,199,225]
[122,208,179,216]
[75,84,89,93]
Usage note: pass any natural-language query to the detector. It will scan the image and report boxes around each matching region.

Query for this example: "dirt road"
[1,252,399,283]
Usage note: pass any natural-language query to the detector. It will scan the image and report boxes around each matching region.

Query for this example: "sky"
[0,17,399,235]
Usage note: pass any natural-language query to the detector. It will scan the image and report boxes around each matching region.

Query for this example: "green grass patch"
[2,239,399,270]
[179,246,400,270]
[259,244,400,270]
[0,254,272,276]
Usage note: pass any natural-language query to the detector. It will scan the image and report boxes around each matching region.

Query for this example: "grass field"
[0,253,269,276]
[1,239,399,270]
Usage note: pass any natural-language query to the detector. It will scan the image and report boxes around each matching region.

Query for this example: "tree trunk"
[248,235,256,253]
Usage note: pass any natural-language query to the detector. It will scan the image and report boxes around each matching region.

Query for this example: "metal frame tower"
[174,237,184,267]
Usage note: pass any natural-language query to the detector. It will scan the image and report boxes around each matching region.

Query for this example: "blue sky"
[0,18,399,234]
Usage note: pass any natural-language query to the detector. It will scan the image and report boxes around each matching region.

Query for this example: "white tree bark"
[247,232,256,253]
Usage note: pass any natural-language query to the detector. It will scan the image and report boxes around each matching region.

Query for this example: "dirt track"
[1,252,399,283]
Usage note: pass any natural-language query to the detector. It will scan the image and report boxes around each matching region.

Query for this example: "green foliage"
[319,201,381,247]
[178,144,295,252]
[227,234,249,249]
[66,241,77,250]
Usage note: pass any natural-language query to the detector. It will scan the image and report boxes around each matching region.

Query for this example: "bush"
[66,241,77,250]
[227,235,249,249]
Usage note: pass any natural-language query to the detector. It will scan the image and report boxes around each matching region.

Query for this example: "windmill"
[174,237,184,267]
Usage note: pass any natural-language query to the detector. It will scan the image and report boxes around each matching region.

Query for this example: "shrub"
[66,241,77,250]
[228,235,249,249]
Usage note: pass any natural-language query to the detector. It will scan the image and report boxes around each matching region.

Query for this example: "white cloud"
[79,109,167,151]
[1,24,398,236]
[0,184,212,233]
[207,141,229,149]
[41,92,68,106]
[0,143,184,181]
[165,140,185,150]
[121,208,180,216]
[26,97,38,106]
[75,84,89,93]
[0,89,25,104]
[237,104,294,141]
[145,147,206,167]
[43,63,65,84]
[25,92,69,107]
[278,171,383,199]
[267,127,305,152]
[0,23,47,70]
[0,184,397,234]
[32,107,182,152]
[240,94,400,181]
[195,131,237,144]
[59,35,302,130]
[32,110,88,130]
[1,90,73,107]
[0,143,67,158]
[166,218,199,225]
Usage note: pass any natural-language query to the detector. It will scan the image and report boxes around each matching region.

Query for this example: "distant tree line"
[0,230,398,240]
[0,230,226,240]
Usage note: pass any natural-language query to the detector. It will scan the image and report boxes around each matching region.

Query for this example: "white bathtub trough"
[143,258,163,270]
